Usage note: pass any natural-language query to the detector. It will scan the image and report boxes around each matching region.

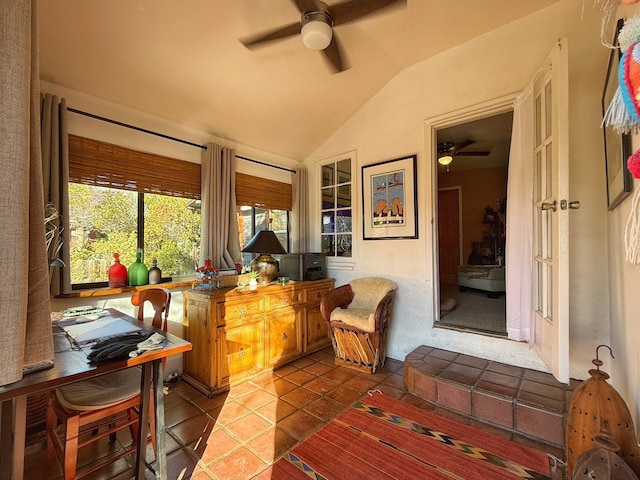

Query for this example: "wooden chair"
[320,277,397,373]
[46,288,171,479]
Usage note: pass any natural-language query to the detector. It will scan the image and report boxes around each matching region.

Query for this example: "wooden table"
[0,309,191,479]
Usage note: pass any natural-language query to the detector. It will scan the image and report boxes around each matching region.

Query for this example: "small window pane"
[337,185,351,208]
[547,264,553,321]
[322,212,335,233]
[322,235,335,256]
[322,187,335,209]
[336,209,352,233]
[337,234,352,257]
[337,159,351,184]
[545,82,552,139]
[535,151,542,202]
[545,144,553,196]
[69,184,138,284]
[322,164,335,187]
[536,261,543,313]
[535,94,542,147]
[144,192,201,277]
[546,207,553,260]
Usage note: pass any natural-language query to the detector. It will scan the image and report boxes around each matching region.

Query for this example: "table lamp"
[242,230,287,284]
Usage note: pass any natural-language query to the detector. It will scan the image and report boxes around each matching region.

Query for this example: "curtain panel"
[41,94,71,295]
[0,0,54,385]
[505,82,534,342]
[291,167,309,253]
[200,143,242,269]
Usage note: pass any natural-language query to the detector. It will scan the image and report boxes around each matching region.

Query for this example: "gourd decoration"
[566,345,640,477]
[108,252,127,288]
[148,259,162,285]
[128,251,149,286]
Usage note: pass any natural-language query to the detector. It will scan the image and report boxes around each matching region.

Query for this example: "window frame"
[318,151,356,268]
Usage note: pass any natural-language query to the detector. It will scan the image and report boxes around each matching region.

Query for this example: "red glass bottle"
[108,252,128,287]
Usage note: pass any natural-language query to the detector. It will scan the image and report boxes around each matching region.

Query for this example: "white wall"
[305,0,613,379]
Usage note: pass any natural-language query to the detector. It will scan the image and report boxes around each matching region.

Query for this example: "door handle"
[541,200,557,211]
[560,199,580,210]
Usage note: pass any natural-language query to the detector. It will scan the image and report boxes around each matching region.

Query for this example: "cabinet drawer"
[217,297,264,325]
[304,285,333,307]
[267,290,303,311]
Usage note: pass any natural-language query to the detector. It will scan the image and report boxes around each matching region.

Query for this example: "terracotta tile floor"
[24,346,566,479]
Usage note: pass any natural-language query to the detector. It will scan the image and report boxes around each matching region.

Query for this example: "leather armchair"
[320,277,397,373]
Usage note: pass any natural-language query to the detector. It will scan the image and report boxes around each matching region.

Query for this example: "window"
[238,207,289,267]
[235,171,293,267]
[68,135,201,286]
[321,157,352,257]
[67,135,294,285]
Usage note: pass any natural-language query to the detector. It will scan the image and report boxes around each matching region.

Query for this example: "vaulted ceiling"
[38,0,560,160]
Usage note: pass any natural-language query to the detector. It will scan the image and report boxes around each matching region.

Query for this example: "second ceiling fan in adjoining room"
[437,140,491,171]
[239,0,406,73]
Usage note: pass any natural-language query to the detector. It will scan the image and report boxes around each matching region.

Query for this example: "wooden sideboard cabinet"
[182,279,334,396]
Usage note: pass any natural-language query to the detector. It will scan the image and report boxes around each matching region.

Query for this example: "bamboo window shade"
[68,135,293,210]
[68,134,201,199]
[235,172,292,211]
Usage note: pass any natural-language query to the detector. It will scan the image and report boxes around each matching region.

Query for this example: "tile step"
[404,346,580,449]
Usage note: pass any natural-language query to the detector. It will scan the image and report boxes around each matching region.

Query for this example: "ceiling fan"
[437,140,491,169]
[240,0,406,73]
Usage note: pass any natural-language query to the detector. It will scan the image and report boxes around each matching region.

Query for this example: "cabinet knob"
[281,332,288,341]
[239,306,247,317]
[239,348,246,357]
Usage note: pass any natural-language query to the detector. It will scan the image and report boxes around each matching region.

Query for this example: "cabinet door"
[305,307,330,353]
[304,283,333,352]
[267,307,303,367]
[218,319,263,388]
[183,295,216,391]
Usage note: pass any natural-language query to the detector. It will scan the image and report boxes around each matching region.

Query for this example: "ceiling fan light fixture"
[301,12,333,50]
[438,155,453,166]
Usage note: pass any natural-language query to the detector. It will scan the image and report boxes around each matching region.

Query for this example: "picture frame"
[362,154,418,240]
[603,18,632,211]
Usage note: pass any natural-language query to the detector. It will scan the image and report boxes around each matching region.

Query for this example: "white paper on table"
[62,317,141,344]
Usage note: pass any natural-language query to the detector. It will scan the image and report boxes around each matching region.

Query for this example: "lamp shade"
[242,230,287,255]
[301,14,333,50]
[438,155,453,166]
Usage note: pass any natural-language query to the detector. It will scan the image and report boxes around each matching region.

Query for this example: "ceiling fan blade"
[454,151,491,157]
[330,0,406,26]
[240,22,301,49]
[292,0,319,14]
[322,35,349,73]
[449,140,474,153]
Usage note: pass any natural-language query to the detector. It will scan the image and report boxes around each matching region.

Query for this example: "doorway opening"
[435,110,513,336]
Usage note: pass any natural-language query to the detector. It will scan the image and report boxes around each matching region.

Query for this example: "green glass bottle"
[128,251,149,286]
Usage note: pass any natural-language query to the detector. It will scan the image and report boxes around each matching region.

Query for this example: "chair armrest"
[373,289,397,332]
[320,284,354,323]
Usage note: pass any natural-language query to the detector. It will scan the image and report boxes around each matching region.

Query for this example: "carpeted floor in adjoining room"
[438,283,506,335]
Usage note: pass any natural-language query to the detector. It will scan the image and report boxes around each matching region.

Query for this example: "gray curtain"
[0,0,54,385]
[291,167,309,253]
[41,93,71,295]
[200,143,242,269]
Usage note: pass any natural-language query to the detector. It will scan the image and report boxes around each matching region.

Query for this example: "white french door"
[530,39,570,383]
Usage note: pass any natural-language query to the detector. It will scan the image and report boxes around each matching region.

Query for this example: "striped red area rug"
[258,392,551,480]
